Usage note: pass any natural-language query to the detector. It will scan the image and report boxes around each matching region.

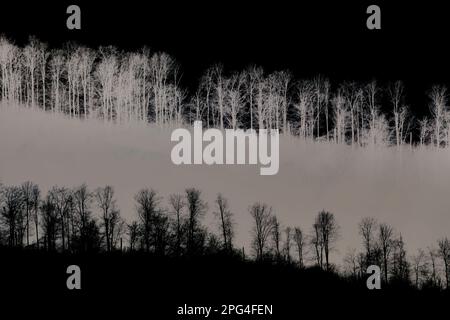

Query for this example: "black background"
[1,1,450,116]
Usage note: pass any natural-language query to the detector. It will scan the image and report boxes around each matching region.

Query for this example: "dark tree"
[391,235,410,284]
[127,221,140,251]
[293,227,305,268]
[72,184,93,252]
[31,184,41,248]
[284,226,292,262]
[271,215,281,260]
[0,185,24,247]
[169,193,185,256]
[96,185,122,251]
[378,222,394,283]
[438,237,450,289]
[41,195,58,251]
[213,193,234,252]
[49,186,72,251]
[135,188,160,253]
[21,181,39,246]
[249,202,273,260]
[358,217,377,267]
[313,210,339,270]
[185,188,207,255]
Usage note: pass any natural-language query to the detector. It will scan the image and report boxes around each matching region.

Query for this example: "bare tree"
[49,186,72,251]
[311,222,323,268]
[31,184,41,248]
[73,184,93,252]
[169,193,185,256]
[429,85,447,148]
[389,81,404,147]
[0,37,21,102]
[418,117,430,146]
[185,188,207,254]
[249,202,273,260]
[41,194,58,251]
[95,185,122,251]
[359,217,377,266]
[97,47,118,122]
[428,246,439,287]
[271,215,281,260]
[245,66,263,130]
[78,47,96,118]
[344,248,360,278]
[294,80,314,139]
[437,237,450,289]
[0,185,24,247]
[313,210,339,270]
[332,91,347,144]
[135,188,160,253]
[23,37,40,107]
[150,52,175,125]
[378,222,394,283]
[21,181,39,246]
[284,226,292,262]
[391,235,410,282]
[365,81,378,143]
[343,82,363,146]
[127,221,139,251]
[293,227,305,268]
[411,248,427,288]
[49,49,65,113]
[214,193,234,252]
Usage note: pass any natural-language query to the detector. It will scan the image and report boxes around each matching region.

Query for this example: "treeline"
[1,36,450,147]
[0,181,449,290]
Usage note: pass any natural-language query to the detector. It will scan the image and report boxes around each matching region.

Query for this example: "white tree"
[49,49,65,113]
[23,37,40,108]
[294,80,314,140]
[96,47,118,122]
[78,47,95,119]
[332,91,347,144]
[343,83,363,146]
[429,85,447,148]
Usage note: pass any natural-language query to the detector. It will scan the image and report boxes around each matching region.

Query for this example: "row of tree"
[342,217,450,290]
[1,181,448,290]
[1,36,450,147]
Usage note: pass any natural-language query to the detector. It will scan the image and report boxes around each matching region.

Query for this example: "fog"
[1,105,449,265]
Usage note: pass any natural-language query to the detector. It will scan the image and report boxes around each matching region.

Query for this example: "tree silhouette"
[48,186,72,251]
[437,237,450,289]
[40,195,58,251]
[312,210,339,270]
[185,188,207,255]
[213,193,234,252]
[0,185,24,247]
[134,188,160,253]
[169,193,185,256]
[72,184,93,252]
[95,185,122,251]
[249,202,273,261]
[378,222,394,283]
[293,227,305,268]
[359,217,377,267]
[0,180,449,291]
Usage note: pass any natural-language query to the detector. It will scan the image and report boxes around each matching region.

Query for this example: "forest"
[0,181,449,292]
[1,35,450,297]
[0,35,449,147]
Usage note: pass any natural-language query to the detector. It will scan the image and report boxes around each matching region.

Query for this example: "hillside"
[1,104,450,265]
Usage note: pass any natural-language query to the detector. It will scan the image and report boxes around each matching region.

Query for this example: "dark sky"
[1,1,449,115]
